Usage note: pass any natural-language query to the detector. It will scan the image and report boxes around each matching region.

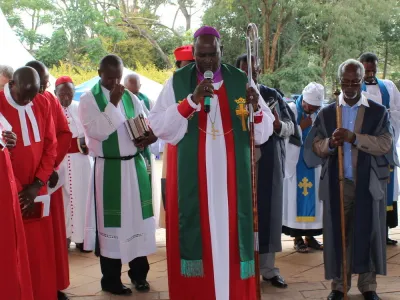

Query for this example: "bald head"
[9,67,40,105]
[124,74,141,95]
[25,60,49,93]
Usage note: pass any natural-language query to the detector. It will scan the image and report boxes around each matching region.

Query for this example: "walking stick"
[246,23,261,300]
[334,90,348,300]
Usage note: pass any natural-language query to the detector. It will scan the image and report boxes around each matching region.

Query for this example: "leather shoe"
[131,279,150,292]
[262,275,288,288]
[102,284,132,295]
[327,290,344,300]
[57,291,70,300]
[363,291,381,300]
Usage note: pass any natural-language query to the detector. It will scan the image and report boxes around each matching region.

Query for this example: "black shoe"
[131,279,150,292]
[327,290,344,300]
[57,291,70,300]
[363,291,381,300]
[262,275,288,288]
[75,243,92,253]
[102,284,132,295]
[387,238,398,246]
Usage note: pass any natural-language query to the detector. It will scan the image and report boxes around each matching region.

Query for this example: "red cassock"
[0,149,34,300]
[44,91,72,291]
[0,88,58,300]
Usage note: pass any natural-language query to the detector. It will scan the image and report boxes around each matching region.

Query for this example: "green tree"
[1,0,54,52]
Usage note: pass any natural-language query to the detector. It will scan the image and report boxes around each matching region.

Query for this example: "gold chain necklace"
[198,100,233,139]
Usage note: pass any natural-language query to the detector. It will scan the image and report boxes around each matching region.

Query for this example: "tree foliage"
[2,0,400,91]
[203,0,400,95]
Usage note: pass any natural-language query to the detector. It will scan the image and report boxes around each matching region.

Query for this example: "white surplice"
[282,102,323,231]
[148,77,274,300]
[362,80,400,200]
[78,87,156,263]
[49,101,93,243]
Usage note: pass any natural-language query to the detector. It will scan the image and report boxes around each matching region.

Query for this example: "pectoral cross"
[235,104,249,131]
[211,123,219,140]
[298,177,313,196]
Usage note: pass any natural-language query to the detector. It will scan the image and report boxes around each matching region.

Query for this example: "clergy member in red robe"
[0,124,34,300]
[0,66,58,300]
[26,61,72,300]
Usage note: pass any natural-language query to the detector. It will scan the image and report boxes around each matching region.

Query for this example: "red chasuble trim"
[177,99,196,119]
[218,84,256,299]
[166,109,217,299]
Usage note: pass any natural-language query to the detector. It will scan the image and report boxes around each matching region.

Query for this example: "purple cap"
[193,26,220,39]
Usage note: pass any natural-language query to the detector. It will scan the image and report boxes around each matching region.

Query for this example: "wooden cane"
[246,22,261,300]
[249,107,261,300]
[334,90,348,300]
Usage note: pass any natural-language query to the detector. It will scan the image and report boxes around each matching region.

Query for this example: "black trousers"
[100,255,149,288]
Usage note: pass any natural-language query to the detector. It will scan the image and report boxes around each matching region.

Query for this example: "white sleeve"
[251,79,275,145]
[148,77,192,145]
[386,80,400,144]
[78,92,126,142]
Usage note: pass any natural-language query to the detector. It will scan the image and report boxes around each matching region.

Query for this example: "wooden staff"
[246,23,261,300]
[334,90,348,300]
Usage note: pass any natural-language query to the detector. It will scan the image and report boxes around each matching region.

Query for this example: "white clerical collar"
[339,93,369,108]
[4,83,41,146]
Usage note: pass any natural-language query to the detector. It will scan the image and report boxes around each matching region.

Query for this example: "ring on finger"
[204,86,208,92]
[250,96,254,100]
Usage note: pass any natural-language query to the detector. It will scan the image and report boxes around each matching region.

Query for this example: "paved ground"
[65,228,400,300]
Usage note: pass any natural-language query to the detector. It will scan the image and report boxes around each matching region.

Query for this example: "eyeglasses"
[340,78,362,87]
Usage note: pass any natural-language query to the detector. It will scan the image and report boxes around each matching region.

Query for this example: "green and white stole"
[173,63,255,279]
[136,92,152,181]
[91,81,153,227]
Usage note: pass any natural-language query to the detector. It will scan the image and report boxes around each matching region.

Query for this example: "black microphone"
[204,70,214,113]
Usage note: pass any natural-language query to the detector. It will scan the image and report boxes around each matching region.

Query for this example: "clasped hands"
[329,128,356,148]
[192,79,259,111]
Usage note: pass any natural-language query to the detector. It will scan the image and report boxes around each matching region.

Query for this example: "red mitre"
[55,76,73,87]
[174,45,194,61]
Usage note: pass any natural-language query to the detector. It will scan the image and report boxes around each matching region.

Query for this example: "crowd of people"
[0,25,399,300]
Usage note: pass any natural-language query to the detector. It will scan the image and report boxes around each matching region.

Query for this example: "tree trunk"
[178,0,191,31]
[120,19,172,68]
[172,7,180,30]
[263,14,271,73]
[383,40,389,79]
[321,52,330,83]
[269,8,286,73]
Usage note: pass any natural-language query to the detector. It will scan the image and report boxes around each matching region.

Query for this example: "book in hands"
[125,114,150,143]
[23,195,50,220]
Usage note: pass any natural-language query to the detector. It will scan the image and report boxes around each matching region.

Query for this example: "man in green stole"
[149,26,275,300]
[78,55,157,296]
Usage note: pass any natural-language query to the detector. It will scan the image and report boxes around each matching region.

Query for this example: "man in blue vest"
[359,52,400,245]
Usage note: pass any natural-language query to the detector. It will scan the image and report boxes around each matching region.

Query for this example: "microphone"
[204,70,214,113]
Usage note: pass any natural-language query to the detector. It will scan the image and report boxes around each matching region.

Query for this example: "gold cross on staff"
[211,124,219,140]
[298,177,313,196]
[235,98,249,131]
